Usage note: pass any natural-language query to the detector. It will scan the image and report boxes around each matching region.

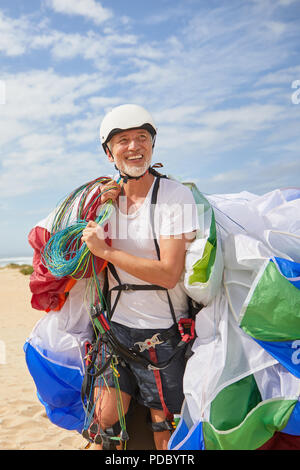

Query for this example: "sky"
[0,0,300,257]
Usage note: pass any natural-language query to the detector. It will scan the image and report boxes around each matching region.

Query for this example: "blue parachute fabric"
[254,338,300,379]
[168,416,189,449]
[168,420,205,450]
[282,188,300,202]
[281,401,300,435]
[37,391,85,433]
[272,257,300,289]
[24,342,85,432]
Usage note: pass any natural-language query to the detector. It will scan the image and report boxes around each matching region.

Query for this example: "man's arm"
[82,221,195,289]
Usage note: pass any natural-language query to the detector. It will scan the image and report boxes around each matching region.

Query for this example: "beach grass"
[0,263,33,275]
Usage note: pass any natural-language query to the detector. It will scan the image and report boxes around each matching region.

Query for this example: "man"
[82,104,199,450]
[26,103,299,451]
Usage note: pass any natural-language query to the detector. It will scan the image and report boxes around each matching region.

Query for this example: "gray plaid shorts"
[97,321,186,413]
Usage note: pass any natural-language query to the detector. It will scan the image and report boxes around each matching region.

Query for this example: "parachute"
[24,178,300,449]
[169,186,300,450]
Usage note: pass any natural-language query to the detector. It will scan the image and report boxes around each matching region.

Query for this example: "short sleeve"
[155,180,200,237]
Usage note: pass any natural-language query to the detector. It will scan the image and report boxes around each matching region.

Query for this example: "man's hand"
[82,220,109,258]
[100,180,121,204]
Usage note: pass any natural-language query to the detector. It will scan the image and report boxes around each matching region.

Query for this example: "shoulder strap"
[150,176,161,260]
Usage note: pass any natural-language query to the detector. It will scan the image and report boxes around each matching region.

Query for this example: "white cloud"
[65,114,101,145]
[256,65,300,87]
[265,21,287,36]
[154,105,205,125]
[19,133,65,160]
[48,30,137,64]
[0,65,115,199]
[0,144,110,198]
[0,10,30,56]
[46,0,112,25]
[88,96,125,109]
[208,157,300,195]
[1,69,107,126]
[157,125,219,151]
[153,103,286,158]
[278,0,299,5]
[197,104,284,131]
[0,8,135,66]
[0,68,111,198]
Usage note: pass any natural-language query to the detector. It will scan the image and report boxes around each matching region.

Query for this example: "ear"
[105,145,114,163]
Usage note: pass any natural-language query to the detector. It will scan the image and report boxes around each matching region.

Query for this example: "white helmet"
[100,103,157,151]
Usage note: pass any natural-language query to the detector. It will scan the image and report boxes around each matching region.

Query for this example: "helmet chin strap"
[115,165,150,184]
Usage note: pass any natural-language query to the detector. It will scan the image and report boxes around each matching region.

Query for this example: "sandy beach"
[0,267,85,450]
[0,267,155,451]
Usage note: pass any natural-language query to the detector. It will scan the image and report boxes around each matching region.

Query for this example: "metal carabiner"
[134,333,164,352]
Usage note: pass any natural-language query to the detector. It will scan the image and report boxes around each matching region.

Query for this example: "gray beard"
[116,158,151,178]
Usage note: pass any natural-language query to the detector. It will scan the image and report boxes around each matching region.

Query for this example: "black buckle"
[100,427,129,450]
[124,284,133,291]
[148,419,175,433]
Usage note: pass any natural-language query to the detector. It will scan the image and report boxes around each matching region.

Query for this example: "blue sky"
[0,0,300,257]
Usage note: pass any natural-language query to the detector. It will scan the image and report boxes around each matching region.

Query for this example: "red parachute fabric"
[28,226,76,312]
[257,432,300,450]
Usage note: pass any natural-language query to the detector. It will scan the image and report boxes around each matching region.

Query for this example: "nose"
[127,138,139,150]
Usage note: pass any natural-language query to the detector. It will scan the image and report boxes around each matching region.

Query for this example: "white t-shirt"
[105,177,199,329]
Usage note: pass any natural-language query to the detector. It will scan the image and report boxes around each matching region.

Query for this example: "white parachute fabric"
[182,187,300,428]
[26,280,93,372]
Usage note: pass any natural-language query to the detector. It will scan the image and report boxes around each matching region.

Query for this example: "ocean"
[0,256,33,268]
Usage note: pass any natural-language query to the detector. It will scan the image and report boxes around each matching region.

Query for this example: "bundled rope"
[50,176,113,232]
[41,176,128,448]
[42,205,113,280]
[42,176,117,278]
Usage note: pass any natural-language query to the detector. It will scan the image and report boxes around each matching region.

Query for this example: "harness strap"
[102,323,184,371]
[106,176,177,326]
[99,426,129,450]
[148,419,175,433]
[107,261,169,319]
[148,346,173,423]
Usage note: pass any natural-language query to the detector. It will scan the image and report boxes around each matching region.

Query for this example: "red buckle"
[178,318,195,343]
[84,341,93,366]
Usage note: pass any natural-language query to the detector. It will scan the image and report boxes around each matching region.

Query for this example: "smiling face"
[107,128,153,178]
